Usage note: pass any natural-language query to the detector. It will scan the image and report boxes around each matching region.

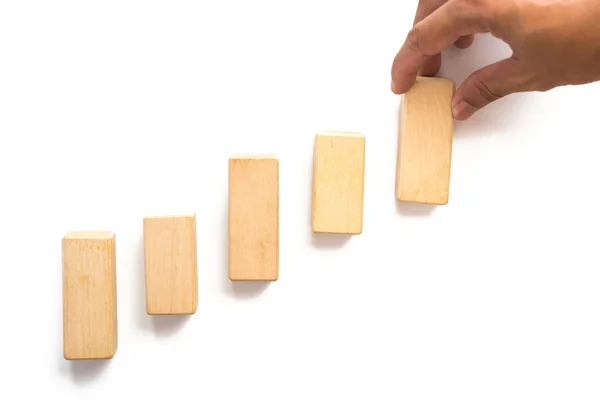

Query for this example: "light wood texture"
[312,131,365,234]
[143,212,197,315]
[396,76,455,205]
[228,155,279,281]
[62,231,117,360]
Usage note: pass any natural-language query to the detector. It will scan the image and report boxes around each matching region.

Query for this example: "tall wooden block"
[396,76,455,205]
[62,231,117,360]
[312,131,365,234]
[143,212,197,315]
[228,155,279,281]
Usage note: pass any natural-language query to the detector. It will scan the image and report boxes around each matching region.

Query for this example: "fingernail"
[391,80,397,94]
[452,101,478,120]
[451,95,460,109]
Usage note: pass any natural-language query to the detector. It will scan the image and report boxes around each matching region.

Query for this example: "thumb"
[452,57,527,120]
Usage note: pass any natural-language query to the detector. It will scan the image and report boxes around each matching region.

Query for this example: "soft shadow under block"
[396,76,455,205]
[228,155,279,281]
[143,212,198,315]
[312,131,365,234]
[62,231,117,360]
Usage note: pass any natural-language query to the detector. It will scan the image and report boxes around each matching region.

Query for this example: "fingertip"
[391,75,417,95]
[391,42,425,94]
[454,35,475,49]
[419,54,441,77]
[451,100,478,120]
[391,80,399,94]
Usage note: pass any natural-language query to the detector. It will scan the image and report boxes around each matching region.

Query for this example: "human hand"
[390,0,600,120]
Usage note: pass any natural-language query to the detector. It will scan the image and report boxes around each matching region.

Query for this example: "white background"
[1,1,600,399]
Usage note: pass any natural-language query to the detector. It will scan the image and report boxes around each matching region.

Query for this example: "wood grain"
[396,76,455,205]
[312,131,365,234]
[228,155,279,281]
[143,212,197,315]
[62,231,117,360]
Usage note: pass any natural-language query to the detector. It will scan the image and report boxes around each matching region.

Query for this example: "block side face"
[144,215,197,314]
[190,214,198,312]
[229,157,279,281]
[398,77,454,204]
[396,96,408,200]
[311,138,319,232]
[109,235,117,354]
[62,236,117,360]
[312,134,365,234]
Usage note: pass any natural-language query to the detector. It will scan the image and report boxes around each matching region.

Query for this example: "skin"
[390,0,600,120]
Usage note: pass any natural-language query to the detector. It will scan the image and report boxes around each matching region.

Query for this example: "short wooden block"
[312,131,365,234]
[396,76,455,205]
[228,155,279,281]
[62,231,117,360]
[143,212,198,315]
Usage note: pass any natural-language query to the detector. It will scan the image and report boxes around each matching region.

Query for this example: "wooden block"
[396,76,455,205]
[228,155,279,281]
[143,212,197,315]
[62,231,117,360]
[312,131,365,234]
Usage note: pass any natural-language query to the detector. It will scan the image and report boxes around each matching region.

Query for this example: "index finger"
[412,0,447,76]
[391,0,489,94]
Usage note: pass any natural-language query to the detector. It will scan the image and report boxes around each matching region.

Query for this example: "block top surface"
[144,211,196,220]
[316,130,363,138]
[413,76,453,83]
[407,76,455,93]
[229,154,278,160]
[64,231,114,240]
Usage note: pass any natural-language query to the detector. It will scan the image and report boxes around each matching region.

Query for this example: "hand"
[390,0,600,120]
